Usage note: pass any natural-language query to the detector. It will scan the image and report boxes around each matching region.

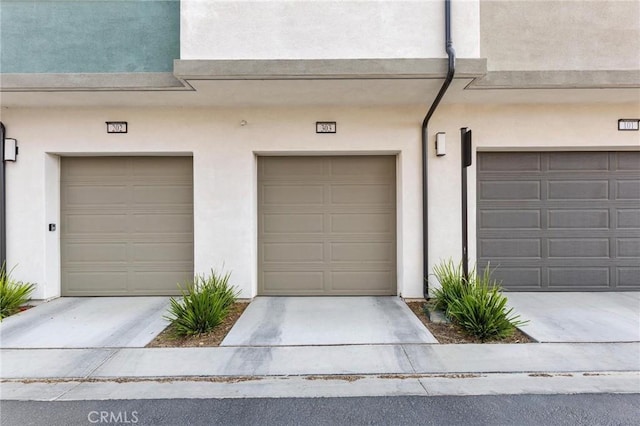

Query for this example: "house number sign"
[106,122,128,133]
[316,122,337,133]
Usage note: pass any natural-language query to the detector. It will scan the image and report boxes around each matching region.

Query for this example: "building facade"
[1,0,638,300]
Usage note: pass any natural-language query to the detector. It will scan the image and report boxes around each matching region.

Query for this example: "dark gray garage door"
[258,156,397,295]
[61,157,194,296]
[477,151,640,291]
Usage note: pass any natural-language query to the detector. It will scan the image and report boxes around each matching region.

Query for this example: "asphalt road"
[2,394,639,426]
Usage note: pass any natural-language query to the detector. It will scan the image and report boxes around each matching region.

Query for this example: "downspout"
[0,122,6,267]
[422,0,456,299]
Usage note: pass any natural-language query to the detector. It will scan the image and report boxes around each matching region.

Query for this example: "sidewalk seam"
[400,344,429,395]
[52,349,122,401]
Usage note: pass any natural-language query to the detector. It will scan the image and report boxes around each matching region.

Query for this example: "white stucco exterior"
[2,102,638,299]
[181,0,481,60]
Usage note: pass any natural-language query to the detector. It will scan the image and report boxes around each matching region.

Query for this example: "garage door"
[477,151,640,291]
[61,157,193,296]
[258,156,396,295]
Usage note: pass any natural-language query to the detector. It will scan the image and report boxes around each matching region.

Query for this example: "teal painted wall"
[0,0,179,73]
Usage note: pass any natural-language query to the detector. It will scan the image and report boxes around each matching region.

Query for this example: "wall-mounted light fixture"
[435,132,446,156]
[3,138,17,162]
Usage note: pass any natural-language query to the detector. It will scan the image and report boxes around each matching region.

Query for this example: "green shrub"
[431,259,469,315]
[447,267,527,342]
[0,264,35,320]
[165,269,239,336]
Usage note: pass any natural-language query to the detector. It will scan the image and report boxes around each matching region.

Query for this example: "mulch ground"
[406,301,534,344]
[146,302,248,348]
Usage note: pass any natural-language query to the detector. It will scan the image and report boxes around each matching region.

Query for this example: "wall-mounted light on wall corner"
[435,132,446,156]
[3,138,18,162]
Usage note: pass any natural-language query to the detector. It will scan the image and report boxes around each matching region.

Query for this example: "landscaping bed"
[406,300,534,344]
[147,302,248,348]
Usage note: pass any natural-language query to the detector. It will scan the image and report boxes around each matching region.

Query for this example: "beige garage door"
[61,157,194,296]
[258,156,397,295]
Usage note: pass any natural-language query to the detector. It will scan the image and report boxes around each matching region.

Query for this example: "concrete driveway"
[221,296,437,346]
[507,292,640,343]
[0,297,170,348]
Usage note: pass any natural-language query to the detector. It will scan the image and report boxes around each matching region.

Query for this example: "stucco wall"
[181,0,480,60]
[2,103,638,299]
[480,0,640,71]
[0,0,179,73]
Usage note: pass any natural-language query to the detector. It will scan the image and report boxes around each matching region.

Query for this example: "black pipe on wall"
[421,0,456,299]
[0,122,6,267]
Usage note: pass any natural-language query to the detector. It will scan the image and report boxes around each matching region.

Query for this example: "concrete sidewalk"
[1,343,639,400]
[2,342,638,379]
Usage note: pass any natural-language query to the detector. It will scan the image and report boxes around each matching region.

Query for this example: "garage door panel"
[618,209,640,228]
[131,157,193,177]
[480,239,541,258]
[64,214,129,234]
[548,152,610,171]
[548,268,610,288]
[548,239,610,258]
[489,267,542,289]
[61,157,193,296]
[263,242,325,262]
[65,243,128,262]
[262,157,325,178]
[480,181,540,200]
[479,210,541,229]
[331,156,395,177]
[331,184,394,205]
[330,242,394,262]
[63,271,129,294]
[617,239,640,258]
[548,210,609,229]
[479,152,541,172]
[132,213,194,233]
[263,213,325,234]
[331,271,393,292]
[131,242,193,262]
[132,185,194,205]
[617,180,640,199]
[548,180,609,200]
[616,152,640,170]
[63,185,128,206]
[259,156,396,295]
[262,271,325,293]
[618,268,640,288]
[62,158,128,177]
[129,270,191,294]
[330,213,394,234]
[263,185,324,205]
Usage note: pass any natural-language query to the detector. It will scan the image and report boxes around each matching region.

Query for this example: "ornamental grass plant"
[431,260,527,342]
[0,264,35,320]
[165,269,239,336]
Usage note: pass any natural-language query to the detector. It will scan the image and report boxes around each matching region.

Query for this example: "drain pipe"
[422,0,456,300]
[0,122,6,267]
